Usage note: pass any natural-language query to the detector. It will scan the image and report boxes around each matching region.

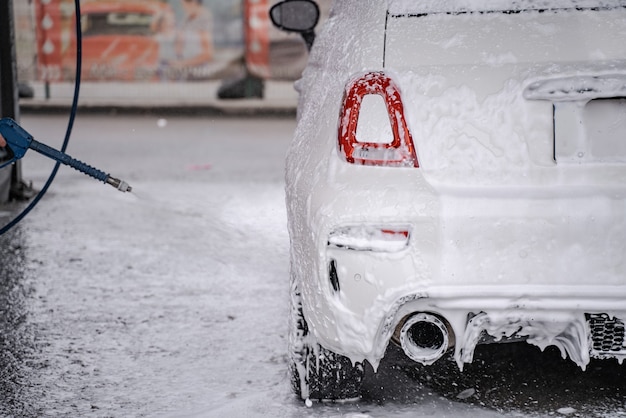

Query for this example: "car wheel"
[288,280,364,401]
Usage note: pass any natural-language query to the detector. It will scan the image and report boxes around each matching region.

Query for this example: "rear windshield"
[389,0,626,15]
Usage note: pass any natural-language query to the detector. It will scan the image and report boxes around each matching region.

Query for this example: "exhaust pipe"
[398,313,454,366]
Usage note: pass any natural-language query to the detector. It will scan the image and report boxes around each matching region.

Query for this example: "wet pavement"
[365,342,626,417]
[0,113,296,417]
[0,227,34,415]
[0,114,625,418]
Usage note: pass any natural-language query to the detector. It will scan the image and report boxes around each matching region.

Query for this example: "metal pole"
[0,0,32,202]
[0,0,19,121]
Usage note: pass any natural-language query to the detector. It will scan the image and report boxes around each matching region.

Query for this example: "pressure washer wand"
[0,118,131,193]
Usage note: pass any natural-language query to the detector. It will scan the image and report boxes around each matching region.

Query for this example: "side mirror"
[269,0,320,51]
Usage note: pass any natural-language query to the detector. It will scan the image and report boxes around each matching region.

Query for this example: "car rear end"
[287,0,626,372]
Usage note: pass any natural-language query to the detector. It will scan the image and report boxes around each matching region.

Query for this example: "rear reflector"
[328,225,411,252]
[338,72,419,167]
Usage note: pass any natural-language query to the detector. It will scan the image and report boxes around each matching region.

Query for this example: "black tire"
[288,281,364,401]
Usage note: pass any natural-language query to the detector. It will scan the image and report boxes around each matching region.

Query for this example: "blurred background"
[14,0,331,109]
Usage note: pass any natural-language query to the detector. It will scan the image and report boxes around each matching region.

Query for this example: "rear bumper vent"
[587,313,626,355]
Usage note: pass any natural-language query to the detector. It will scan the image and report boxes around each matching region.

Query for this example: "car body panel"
[287,0,626,370]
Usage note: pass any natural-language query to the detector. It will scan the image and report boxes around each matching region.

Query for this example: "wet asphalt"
[0,113,297,417]
[0,226,33,415]
[363,342,626,417]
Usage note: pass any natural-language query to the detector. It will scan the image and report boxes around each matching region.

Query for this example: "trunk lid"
[384,1,626,189]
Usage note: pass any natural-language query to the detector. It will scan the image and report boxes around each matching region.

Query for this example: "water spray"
[0,118,131,193]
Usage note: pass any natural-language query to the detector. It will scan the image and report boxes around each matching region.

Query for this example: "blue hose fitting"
[0,118,131,192]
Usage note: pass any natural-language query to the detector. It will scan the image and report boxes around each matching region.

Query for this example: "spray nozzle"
[106,176,132,193]
[0,118,132,193]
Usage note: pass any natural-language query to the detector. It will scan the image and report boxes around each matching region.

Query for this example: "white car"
[271,0,626,401]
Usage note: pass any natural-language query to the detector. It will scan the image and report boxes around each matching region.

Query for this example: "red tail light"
[338,72,419,167]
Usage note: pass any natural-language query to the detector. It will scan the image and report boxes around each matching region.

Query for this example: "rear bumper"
[381,285,626,369]
[292,149,626,371]
[315,278,626,370]
[303,183,626,363]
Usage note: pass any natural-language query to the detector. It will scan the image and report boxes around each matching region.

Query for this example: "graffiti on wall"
[31,0,328,83]
[33,0,243,81]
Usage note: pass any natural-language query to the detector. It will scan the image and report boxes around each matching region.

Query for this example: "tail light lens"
[338,72,419,167]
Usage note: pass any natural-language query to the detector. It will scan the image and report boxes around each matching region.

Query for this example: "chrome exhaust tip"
[398,313,453,366]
